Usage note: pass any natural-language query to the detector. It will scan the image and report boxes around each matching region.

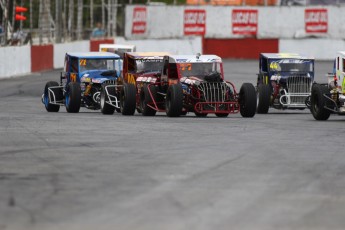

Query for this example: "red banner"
[132,7,147,34]
[305,9,327,33]
[232,9,258,35]
[184,9,206,36]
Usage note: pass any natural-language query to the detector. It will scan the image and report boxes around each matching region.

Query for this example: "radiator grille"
[197,82,229,103]
[286,75,312,104]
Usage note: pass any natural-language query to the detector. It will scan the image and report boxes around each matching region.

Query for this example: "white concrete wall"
[53,41,89,68]
[0,46,31,78]
[126,5,345,39]
[279,39,345,60]
[116,36,202,54]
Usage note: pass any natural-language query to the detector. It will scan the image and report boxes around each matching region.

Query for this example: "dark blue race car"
[42,52,130,114]
[256,53,315,113]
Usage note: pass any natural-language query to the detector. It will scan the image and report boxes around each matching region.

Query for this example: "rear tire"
[165,84,183,117]
[120,83,136,115]
[310,84,331,120]
[140,85,157,116]
[256,84,271,114]
[240,83,257,118]
[44,81,62,112]
[65,82,81,113]
[100,84,116,115]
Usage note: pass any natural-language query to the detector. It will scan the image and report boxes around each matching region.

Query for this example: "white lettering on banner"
[305,8,328,33]
[232,9,258,35]
[132,7,147,34]
[184,9,206,36]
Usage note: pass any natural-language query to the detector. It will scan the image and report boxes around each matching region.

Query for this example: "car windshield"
[179,62,222,78]
[135,58,163,73]
[79,58,116,72]
[269,59,314,73]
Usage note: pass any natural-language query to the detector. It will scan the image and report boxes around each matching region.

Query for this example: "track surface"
[1,60,345,230]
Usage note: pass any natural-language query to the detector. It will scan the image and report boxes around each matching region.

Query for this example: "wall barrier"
[31,45,53,72]
[0,46,31,78]
[203,38,279,59]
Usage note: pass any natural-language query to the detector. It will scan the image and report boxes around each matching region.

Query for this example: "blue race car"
[42,52,134,114]
[256,53,315,113]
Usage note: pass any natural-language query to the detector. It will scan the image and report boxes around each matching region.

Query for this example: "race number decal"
[126,73,136,85]
[180,63,192,71]
[132,7,147,34]
[232,9,258,35]
[70,73,77,82]
[305,9,327,33]
[79,59,86,66]
[184,9,206,36]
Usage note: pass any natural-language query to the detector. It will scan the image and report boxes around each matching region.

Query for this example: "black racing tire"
[140,85,157,116]
[239,83,257,118]
[120,83,136,115]
[256,84,271,114]
[43,81,62,112]
[65,82,81,113]
[194,112,208,117]
[100,84,116,115]
[165,84,183,117]
[310,84,331,121]
[215,113,229,117]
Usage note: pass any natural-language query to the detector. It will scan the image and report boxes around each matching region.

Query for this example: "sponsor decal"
[232,9,258,35]
[184,9,206,36]
[132,7,147,34]
[305,8,327,33]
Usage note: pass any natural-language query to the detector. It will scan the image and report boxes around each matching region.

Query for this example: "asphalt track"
[1,60,345,230]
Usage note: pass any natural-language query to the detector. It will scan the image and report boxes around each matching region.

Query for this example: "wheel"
[43,81,62,112]
[140,85,157,116]
[120,83,136,115]
[310,84,331,120]
[100,83,116,115]
[256,84,271,114]
[239,83,257,118]
[215,113,229,117]
[65,82,81,113]
[165,84,183,117]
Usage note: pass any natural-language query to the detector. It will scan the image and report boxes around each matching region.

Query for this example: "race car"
[42,52,132,114]
[310,51,345,120]
[137,54,257,117]
[256,53,315,113]
[102,52,169,115]
[99,44,136,58]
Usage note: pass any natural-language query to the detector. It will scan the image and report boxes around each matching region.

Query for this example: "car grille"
[103,80,117,85]
[197,82,229,103]
[286,75,312,104]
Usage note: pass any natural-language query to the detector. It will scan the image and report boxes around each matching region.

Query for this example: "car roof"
[126,52,170,58]
[99,44,136,49]
[66,52,120,59]
[261,53,314,60]
[167,54,222,63]
[337,51,345,57]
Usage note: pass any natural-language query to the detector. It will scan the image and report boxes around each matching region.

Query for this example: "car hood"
[80,70,118,83]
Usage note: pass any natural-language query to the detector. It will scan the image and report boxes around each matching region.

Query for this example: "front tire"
[100,84,116,115]
[120,83,136,115]
[310,84,331,120]
[165,84,183,117]
[140,85,157,116]
[239,83,257,118]
[65,82,81,113]
[256,84,271,114]
[44,81,62,112]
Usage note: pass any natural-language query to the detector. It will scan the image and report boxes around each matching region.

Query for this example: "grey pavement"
[1,60,345,230]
